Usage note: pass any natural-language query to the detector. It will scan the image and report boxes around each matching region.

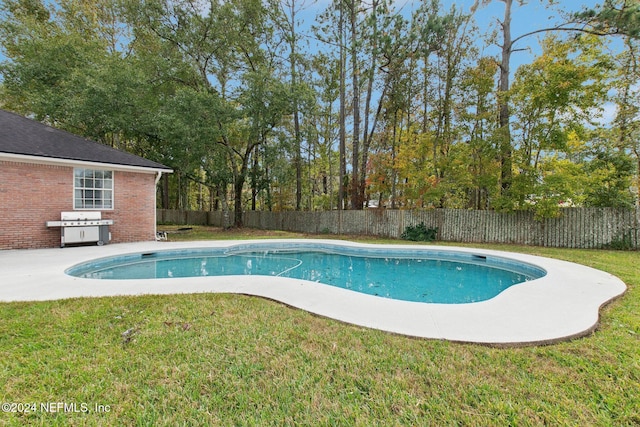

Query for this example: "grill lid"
[46,212,113,227]
[61,211,101,221]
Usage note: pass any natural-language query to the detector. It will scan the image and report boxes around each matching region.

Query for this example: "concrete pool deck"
[0,239,627,346]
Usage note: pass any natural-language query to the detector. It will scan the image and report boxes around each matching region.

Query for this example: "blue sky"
[0,0,608,69]
[441,0,605,65]
[301,0,616,123]
[303,0,606,67]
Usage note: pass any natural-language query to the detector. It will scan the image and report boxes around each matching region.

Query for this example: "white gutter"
[151,169,172,239]
[153,171,165,239]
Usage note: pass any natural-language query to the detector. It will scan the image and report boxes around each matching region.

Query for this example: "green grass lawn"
[1,227,638,425]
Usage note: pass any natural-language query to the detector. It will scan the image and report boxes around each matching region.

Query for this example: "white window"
[74,169,113,209]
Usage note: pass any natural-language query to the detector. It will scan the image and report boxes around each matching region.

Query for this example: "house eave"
[0,152,173,174]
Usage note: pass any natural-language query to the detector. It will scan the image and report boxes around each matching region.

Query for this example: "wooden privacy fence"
[157,207,640,249]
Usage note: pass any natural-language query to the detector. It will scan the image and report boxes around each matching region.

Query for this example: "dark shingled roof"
[0,109,171,171]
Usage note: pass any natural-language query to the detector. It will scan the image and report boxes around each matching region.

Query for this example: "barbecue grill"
[46,212,113,247]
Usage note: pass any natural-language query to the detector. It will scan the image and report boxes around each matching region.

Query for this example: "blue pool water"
[67,244,546,304]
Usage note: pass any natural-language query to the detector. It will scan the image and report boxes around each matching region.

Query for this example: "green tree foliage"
[584,141,636,208]
[508,35,614,217]
[610,35,640,204]
[573,0,640,39]
[1,0,639,220]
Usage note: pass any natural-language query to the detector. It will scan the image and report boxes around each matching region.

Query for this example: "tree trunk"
[359,0,379,211]
[251,150,258,211]
[350,0,361,210]
[162,173,170,209]
[498,0,513,193]
[338,1,347,211]
[287,2,303,211]
[234,174,245,227]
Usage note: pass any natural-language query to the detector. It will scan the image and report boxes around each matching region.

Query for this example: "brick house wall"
[108,170,158,245]
[0,160,158,249]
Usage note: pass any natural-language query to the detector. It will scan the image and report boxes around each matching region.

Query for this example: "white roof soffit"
[0,152,173,174]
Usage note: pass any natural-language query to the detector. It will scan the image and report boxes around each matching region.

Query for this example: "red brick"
[0,161,158,249]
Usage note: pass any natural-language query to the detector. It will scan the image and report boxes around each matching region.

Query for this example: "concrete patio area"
[0,239,627,346]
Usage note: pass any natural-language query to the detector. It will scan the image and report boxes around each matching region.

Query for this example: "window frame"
[73,168,114,210]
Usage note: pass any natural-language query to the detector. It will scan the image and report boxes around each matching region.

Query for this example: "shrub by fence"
[157,207,640,249]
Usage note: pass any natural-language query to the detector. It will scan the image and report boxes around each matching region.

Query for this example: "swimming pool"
[1,239,627,344]
[66,243,546,304]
